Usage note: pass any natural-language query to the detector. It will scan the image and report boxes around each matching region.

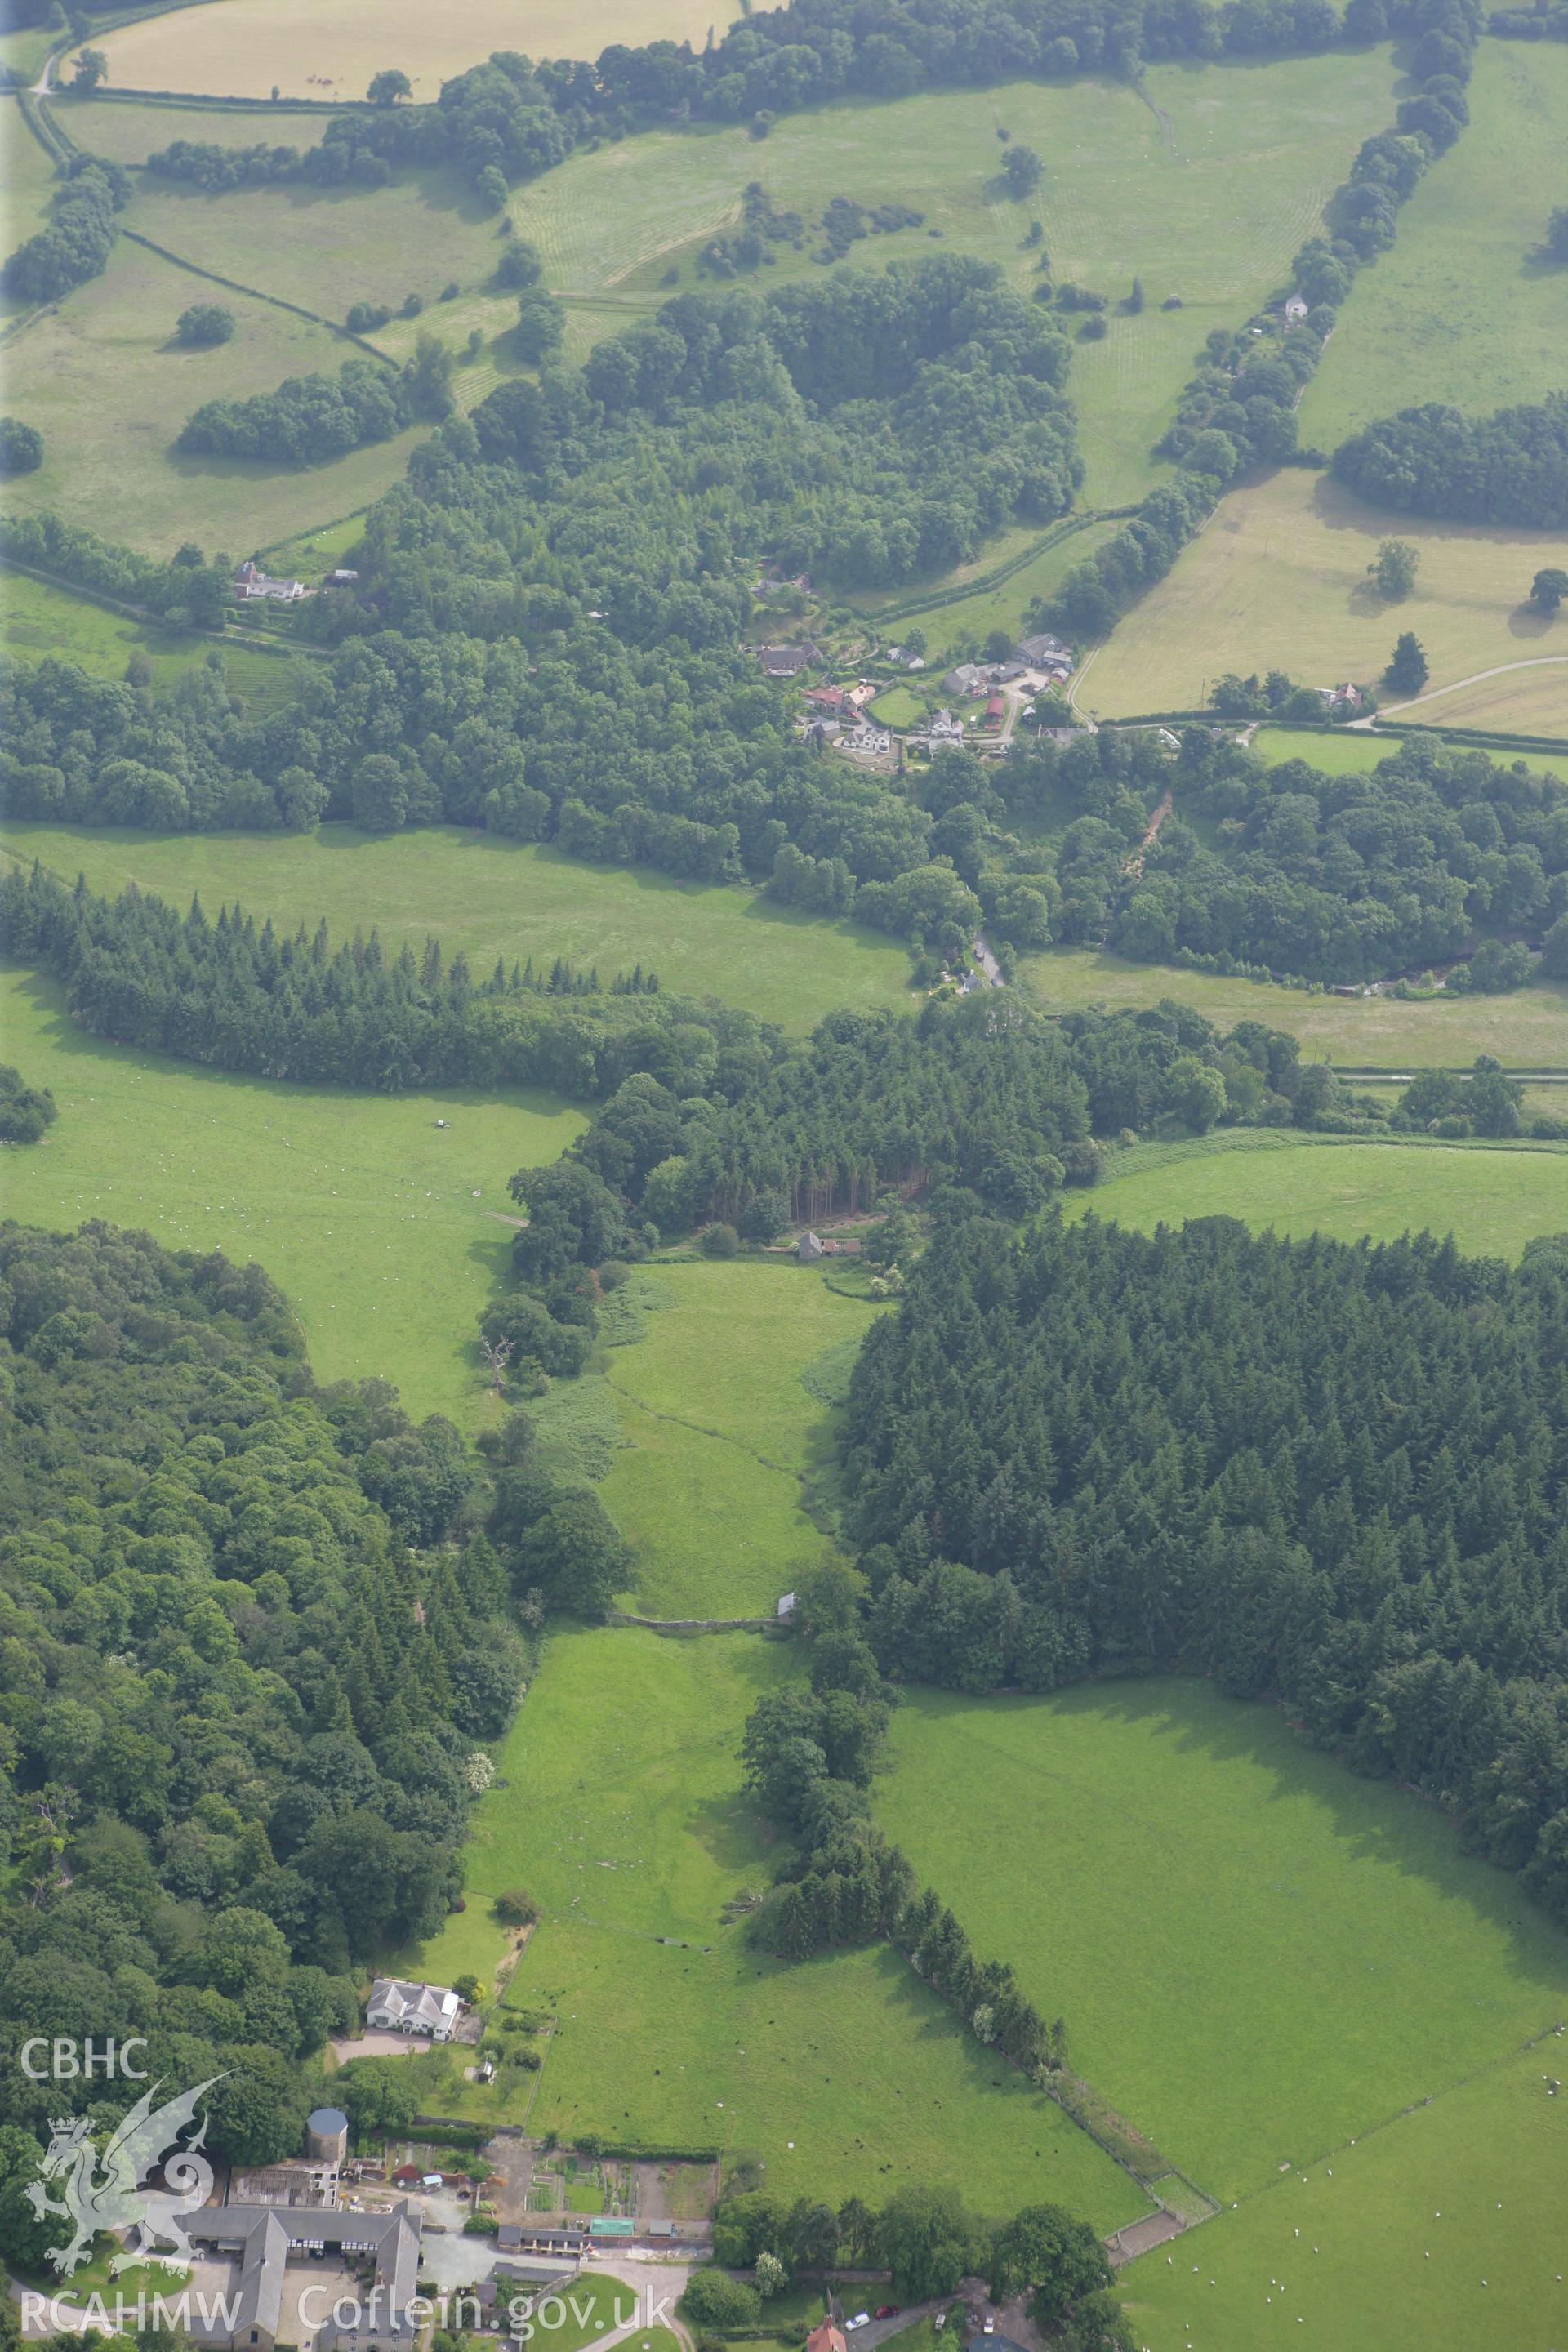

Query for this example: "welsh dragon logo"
[26,2075,225,2278]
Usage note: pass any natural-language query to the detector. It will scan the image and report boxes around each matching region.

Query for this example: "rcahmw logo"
[24,2072,225,2278]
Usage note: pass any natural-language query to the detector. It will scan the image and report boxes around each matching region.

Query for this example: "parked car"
[875,2310,898,2322]
[847,2317,871,2332]
[982,2320,996,2336]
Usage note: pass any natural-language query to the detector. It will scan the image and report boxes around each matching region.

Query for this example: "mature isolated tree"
[367,68,412,105]
[71,45,108,90]
[1385,630,1428,693]
[1547,206,1568,264]
[513,287,564,363]
[1530,565,1568,613]
[176,301,236,346]
[1369,537,1419,599]
[0,415,42,475]
[1000,145,1044,198]
[494,237,543,291]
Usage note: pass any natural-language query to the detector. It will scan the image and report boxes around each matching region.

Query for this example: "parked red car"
[875,2310,899,2322]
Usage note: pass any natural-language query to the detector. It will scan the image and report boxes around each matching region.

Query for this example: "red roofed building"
[807,2328,847,2352]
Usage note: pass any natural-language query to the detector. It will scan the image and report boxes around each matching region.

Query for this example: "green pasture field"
[1081,467,1568,733]
[1121,2037,1567,2352]
[0,962,584,1428]
[1068,1132,1568,1261]
[1019,942,1568,1067]
[98,0,741,105]
[0,25,52,84]
[1297,42,1568,452]
[0,822,915,1031]
[122,163,510,341]
[599,1258,885,1618]
[1250,726,1391,773]
[875,1676,1568,2203]
[49,94,334,164]
[850,519,1125,666]
[520,53,1397,506]
[0,229,430,556]
[411,1623,1150,2225]
[1250,726,1566,779]
[2,100,58,318]
[0,570,301,707]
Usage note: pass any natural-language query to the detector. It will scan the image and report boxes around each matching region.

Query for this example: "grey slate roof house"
[184,2201,421,2352]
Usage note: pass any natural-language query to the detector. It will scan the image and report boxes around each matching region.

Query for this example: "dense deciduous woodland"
[1331,393,1568,526]
[0,1221,525,2189]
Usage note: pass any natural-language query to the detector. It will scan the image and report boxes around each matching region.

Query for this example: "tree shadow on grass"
[917,1673,1568,1998]
[1505,602,1558,642]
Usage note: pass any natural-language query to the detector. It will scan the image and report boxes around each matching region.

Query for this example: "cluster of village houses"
[757,630,1078,759]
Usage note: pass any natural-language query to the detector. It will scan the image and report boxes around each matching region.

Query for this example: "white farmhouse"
[366,1978,463,2039]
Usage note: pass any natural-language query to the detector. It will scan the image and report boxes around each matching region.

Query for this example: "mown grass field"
[1081,470,1568,732]
[0,570,301,706]
[875,1677,1568,2202]
[599,1258,884,1618]
[1019,943,1568,1067]
[1121,2036,1568,2352]
[1297,41,1568,452]
[1376,657,1568,737]
[1068,1133,1568,1261]
[0,229,429,555]
[99,0,739,105]
[0,962,584,1428]
[412,1623,1149,2225]
[0,822,915,1031]
[523,54,1398,508]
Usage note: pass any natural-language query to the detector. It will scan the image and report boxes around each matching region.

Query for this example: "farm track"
[1354,653,1568,724]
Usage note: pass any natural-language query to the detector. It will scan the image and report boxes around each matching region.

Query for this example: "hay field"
[1298,41,1568,451]
[1066,1133,1568,1263]
[0,231,429,555]
[0,822,915,1031]
[1377,657,1568,736]
[1080,468,1568,731]
[0,963,585,1428]
[1018,944,1568,1067]
[522,51,1399,506]
[410,1623,1151,2224]
[877,1676,1568,2201]
[1121,2037,1567,2352]
[96,0,739,105]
